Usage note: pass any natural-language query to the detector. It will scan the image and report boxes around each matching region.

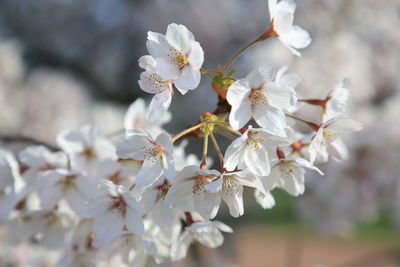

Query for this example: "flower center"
[156,179,171,201]
[323,129,337,141]
[143,140,166,162]
[278,162,294,180]
[247,131,265,150]
[169,48,190,69]
[222,176,239,194]
[149,72,171,93]
[82,147,97,160]
[192,175,215,194]
[58,175,77,191]
[249,88,267,108]
[109,195,127,217]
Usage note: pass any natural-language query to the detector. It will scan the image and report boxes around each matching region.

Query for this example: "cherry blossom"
[124,97,171,135]
[138,56,175,121]
[146,23,204,94]
[165,165,220,219]
[116,130,175,187]
[264,157,323,196]
[309,116,362,163]
[170,220,233,261]
[224,126,290,176]
[204,170,266,217]
[227,67,297,134]
[84,180,144,245]
[268,0,311,56]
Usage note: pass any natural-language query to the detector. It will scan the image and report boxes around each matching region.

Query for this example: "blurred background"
[0,0,400,266]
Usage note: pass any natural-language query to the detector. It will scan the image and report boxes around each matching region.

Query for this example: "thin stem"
[223,36,263,73]
[0,135,58,151]
[285,114,319,131]
[201,133,209,169]
[209,129,224,171]
[200,68,221,74]
[172,123,204,143]
[171,121,231,143]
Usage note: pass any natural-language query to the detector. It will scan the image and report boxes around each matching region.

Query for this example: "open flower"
[309,116,362,163]
[322,78,350,122]
[85,180,144,245]
[204,170,266,217]
[264,157,323,196]
[116,130,175,187]
[268,0,311,56]
[124,98,171,135]
[164,165,220,219]
[138,56,174,121]
[170,220,232,261]
[227,67,297,134]
[37,168,97,215]
[146,23,204,94]
[224,126,289,176]
[57,125,117,177]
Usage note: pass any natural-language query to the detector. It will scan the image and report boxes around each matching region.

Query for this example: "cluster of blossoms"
[0,0,361,265]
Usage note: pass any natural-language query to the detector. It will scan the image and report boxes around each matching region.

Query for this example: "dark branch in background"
[0,135,59,151]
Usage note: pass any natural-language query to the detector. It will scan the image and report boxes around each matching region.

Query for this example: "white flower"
[268,0,311,56]
[98,159,140,188]
[0,149,26,221]
[124,97,171,135]
[140,176,178,228]
[116,130,175,187]
[309,116,362,163]
[204,170,266,217]
[224,126,289,176]
[227,67,297,134]
[170,220,232,261]
[146,23,204,94]
[264,157,323,196]
[254,189,276,209]
[10,210,72,249]
[37,169,97,215]
[19,145,68,188]
[322,78,350,122]
[57,125,117,176]
[138,56,174,121]
[165,165,220,219]
[85,180,144,245]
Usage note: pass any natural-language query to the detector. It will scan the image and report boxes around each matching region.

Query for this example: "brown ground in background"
[232,226,400,267]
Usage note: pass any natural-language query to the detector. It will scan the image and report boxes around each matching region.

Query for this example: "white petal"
[265,83,297,110]
[222,184,244,217]
[204,177,223,193]
[166,23,194,53]
[328,138,349,162]
[147,88,173,122]
[138,55,156,71]
[170,231,192,261]
[243,147,270,177]
[93,214,124,245]
[229,98,252,130]
[135,161,163,187]
[279,25,311,50]
[226,79,251,106]
[253,104,286,136]
[255,190,275,209]
[116,134,152,160]
[189,41,204,69]
[156,57,180,80]
[125,207,144,235]
[246,67,274,89]
[174,65,201,94]
[224,137,245,171]
[268,0,278,20]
